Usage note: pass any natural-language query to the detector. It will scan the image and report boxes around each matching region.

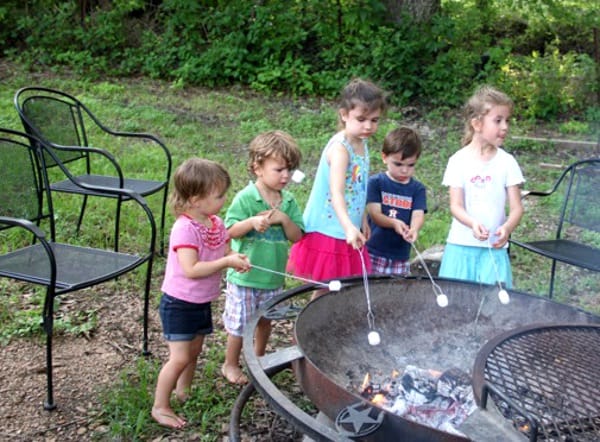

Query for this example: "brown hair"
[382,126,422,159]
[337,78,387,129]
[247,130,302,176]
[462,85,514,146]
[169,158,231,216]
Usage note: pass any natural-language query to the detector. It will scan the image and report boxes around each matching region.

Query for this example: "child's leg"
[174,335,204,402]
[222,334,248,384]
[254,317,272,356]
[310,288,328,300]
[152,340,193,428]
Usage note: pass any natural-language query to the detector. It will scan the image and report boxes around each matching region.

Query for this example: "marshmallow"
[291,169,305,183]
[437,293,449,308]
[328,280,342,291]
[498,289,510,305]
[368,331,381,346]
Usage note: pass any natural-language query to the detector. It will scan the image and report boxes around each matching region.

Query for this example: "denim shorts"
[159,293,213,341]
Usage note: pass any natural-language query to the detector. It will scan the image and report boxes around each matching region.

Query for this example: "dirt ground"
[0,285,155,441]
[0,278,305,442]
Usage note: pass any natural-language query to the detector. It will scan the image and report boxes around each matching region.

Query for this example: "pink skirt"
[287,232,371,281]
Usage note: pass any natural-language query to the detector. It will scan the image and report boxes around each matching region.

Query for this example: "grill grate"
[473,324,600,441]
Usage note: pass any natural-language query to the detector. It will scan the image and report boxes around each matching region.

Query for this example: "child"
[152,158,250,429]
[222,130,304,385]
[366,127,427,276]
[287,78,387,291]
[439,85,524,288]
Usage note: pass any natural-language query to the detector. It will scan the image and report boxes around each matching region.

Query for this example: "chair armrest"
[0,216,47,239]
[47,142,125,184]
[521,189,554,199]
[82,107,172,175]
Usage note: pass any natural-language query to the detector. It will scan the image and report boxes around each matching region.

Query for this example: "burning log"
[358,365,478,436]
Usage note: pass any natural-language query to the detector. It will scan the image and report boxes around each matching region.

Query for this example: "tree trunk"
[382,0,441,23]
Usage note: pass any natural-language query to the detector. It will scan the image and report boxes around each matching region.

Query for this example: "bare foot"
[221,364,248,385]
[151,407,186,429]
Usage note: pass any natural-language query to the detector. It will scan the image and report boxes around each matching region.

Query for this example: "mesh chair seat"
[510,158,600,297]
[0,243,143,288]
[511,238,600,272]
[51,174,166,198]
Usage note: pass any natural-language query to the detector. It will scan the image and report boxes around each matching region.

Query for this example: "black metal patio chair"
[510,158,600,298]
[14,86,171,254]
[0,128,155,410]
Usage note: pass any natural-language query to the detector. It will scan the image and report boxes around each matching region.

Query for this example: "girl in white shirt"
[439,85,524,288]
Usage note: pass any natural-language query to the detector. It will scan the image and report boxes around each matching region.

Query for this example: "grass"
[0,60,598,440]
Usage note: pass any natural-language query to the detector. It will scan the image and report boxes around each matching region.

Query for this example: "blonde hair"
[337,78,387,130]
[247,130,302,176]
[462,85,514,146]
[169,158,231,216]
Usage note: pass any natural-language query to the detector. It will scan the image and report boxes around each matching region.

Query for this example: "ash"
[360,365,478,436]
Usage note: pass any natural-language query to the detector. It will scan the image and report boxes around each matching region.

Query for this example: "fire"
[372,393,386,405]
[361,372,370,391]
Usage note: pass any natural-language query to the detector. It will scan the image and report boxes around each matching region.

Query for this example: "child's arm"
[404,209,425,243]
[267,209,303,242]
[328,143,366,248]
[367,202,409,236]
[228,212,272,238]
[492,185,523,248]
[449,187,489,241]
[177,246,250,279]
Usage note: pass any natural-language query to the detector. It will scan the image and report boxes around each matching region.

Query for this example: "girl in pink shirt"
[152,158,250,429]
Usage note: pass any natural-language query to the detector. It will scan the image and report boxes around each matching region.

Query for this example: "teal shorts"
[439,243,513,288]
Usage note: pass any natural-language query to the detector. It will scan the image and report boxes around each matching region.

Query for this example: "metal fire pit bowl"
[234,276,600,442]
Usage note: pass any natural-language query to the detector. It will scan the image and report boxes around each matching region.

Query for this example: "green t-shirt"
[225,182,304,289]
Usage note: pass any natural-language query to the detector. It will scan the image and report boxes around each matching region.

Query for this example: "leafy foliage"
[0,0,597,120]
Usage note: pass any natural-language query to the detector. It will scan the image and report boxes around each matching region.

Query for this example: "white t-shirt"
[442,147,524,248]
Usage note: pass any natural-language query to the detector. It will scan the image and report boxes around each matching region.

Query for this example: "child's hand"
[345,225,366,249]
[471,221,489,242]
[393,220,409,238]
[491,226,509,248]
[229,253,251,272]
[251,213,272,233]
[403,228,418,243]
[266,208,287,226]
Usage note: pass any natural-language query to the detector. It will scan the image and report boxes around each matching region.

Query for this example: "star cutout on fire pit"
[335,402,384,437]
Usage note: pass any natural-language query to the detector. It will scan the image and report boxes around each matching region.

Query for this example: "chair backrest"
[0,129,52,228]
[15,87,88,168]
[558,159,600,236]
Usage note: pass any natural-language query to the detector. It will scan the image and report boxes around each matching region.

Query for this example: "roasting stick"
[250,264,342,291]
[358,249,381,346]
[486,238,510,304]
[410,242,449,308]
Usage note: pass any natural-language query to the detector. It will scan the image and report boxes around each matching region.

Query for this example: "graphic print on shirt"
[470,173,492,211]
[382,191,413,218]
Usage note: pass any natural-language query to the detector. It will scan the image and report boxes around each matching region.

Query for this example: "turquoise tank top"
[303,131,369,239]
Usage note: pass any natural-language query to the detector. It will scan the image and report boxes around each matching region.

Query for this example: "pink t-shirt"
[161,214,229,304]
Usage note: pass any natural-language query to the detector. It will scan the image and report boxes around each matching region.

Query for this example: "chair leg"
[158,187,168,256]
[114,197,122,252]
[76,194,88,235]
[548,259,557,299]
[142,259,154,356]
[42,295,56,410]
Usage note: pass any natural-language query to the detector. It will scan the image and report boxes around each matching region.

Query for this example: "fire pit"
[232,276,600,441]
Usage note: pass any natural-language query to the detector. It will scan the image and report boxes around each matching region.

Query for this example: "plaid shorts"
[370,254,410,276]
[222,282,282,337]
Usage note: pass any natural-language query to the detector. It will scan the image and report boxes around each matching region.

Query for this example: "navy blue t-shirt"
[366,173,427,260]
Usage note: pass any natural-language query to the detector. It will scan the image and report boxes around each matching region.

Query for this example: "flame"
[372,393,387,405]
[361,373,371,391]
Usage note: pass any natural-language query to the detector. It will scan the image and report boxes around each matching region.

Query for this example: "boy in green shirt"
[222,130,304,384]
